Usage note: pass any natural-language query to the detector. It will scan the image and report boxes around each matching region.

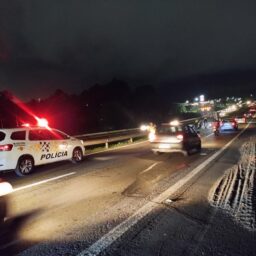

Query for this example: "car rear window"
[0,132,6,141]
[29,130,51,140]
[11,131,26,140]
[156,125,183,135]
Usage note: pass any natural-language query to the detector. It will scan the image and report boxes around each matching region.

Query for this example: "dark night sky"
[0,0,256,100]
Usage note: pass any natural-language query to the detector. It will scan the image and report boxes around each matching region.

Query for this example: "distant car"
[235,117,246,124]
[219,119,238,132]
[244,113,252,118]
[149,122,201,156]
[249,108,256,115]
[0,126,85,176]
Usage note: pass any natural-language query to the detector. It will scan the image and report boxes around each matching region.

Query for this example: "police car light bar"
[36,118,49,128]
[21,123,30,127]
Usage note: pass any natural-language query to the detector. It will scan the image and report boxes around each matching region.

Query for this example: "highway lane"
[0,126,247,255]
[100,123,256,256]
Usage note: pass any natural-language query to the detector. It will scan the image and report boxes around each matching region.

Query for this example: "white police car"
[0,126,85,176]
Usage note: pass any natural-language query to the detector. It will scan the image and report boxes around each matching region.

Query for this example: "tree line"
[1,79,178,134]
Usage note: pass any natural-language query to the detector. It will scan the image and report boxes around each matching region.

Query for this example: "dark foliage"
[0,80,171,134]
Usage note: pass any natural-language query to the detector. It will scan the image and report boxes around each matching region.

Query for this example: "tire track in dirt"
[209,137,256,230]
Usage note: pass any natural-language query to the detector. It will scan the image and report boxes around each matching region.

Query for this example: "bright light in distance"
[247,100,251,105]
[140,125,149,131]
[199,95,205,102]
[36,118,49,127]
[0,181,13,196]
[148,132,156,142]
[170,120,179,126]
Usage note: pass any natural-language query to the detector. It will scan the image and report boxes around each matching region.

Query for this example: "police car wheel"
[72,148,83,163]
[15,156,34,176]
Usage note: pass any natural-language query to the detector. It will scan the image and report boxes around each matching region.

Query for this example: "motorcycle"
[213,125,219,136]
[0,179,40,254]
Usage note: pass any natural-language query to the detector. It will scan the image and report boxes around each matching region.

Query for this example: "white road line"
[140,162,160,174]
[12,172,76,193]
[77,123,250,256]
[204,132,213,138]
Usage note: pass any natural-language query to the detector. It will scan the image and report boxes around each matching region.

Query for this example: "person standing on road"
[203,117,208,128]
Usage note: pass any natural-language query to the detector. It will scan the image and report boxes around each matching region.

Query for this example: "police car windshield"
[156,125,183,135]
[0,132,5,141]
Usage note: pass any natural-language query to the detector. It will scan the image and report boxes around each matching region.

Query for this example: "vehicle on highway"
[0,178,34,252]
[0,126,85,176]
[219,119,238,132]
[235,116,246,124]
[213,123,220,136]
[213,118,239,136]
[244,112,253,118]
[149,121,201,156]
[249,107,256,115]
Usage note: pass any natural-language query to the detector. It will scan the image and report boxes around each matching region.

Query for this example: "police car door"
[28,129,67,165]
[28,129,50,165]
[50,129,72,160]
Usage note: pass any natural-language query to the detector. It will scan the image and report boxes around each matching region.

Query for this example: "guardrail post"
[105,140,109,149]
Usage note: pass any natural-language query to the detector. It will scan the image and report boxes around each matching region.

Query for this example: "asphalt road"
[0,123,254,256]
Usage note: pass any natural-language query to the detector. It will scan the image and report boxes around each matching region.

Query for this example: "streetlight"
[199,95,205,102]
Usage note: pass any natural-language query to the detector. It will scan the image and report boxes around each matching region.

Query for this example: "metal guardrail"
[76,128,147,149]
[75,116,209,149]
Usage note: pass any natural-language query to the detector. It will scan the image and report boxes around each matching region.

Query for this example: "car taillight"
[176,134,183,140]
[0,144,13,151]
[232,122,235,126]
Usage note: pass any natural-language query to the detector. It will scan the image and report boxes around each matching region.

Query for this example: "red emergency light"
[21,123,30,127]
[36,118,49,128]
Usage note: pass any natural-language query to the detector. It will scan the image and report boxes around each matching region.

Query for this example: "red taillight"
[176,134,183,140]
[232,122,235,126]
[0,144,13,151]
